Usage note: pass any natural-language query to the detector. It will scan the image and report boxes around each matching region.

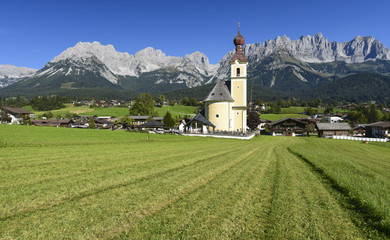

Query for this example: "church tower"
[204,26,248,133]
[229,26,248,132]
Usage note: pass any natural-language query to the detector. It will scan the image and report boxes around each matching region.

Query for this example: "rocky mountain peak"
[0,65,38,88]
[0,64,38,78]
[2,33,390,94]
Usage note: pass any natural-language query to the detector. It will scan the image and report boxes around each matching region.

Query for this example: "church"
[203,28,248,133]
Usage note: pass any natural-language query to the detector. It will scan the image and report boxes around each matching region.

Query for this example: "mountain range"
[0,65,38,88]
[1,33,390,102]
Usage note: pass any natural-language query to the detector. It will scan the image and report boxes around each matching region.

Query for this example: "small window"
[237,86,240,88]
[236,112,239,116]
[215,114,220,119]
[236,68,240,76]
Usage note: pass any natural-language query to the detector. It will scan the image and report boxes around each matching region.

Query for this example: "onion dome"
[230,27,248,63]
[234,31,245,47]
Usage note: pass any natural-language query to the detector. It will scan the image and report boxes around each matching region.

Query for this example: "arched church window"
[236,68,240,76]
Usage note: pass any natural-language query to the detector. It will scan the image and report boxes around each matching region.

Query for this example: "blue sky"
[1,0,390,69]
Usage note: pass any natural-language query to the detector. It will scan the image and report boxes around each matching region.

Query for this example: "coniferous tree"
[247,111,261,131]
[88,117,96,129]
[163,111,175,127]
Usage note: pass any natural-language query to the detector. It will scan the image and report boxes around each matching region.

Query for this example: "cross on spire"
[238,22,240,32]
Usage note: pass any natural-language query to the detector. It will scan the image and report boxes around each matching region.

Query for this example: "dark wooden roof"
[186,113,216,128]
[298,118,319,123]
[366,121,390,128]
[139,120,165,128]
[32,119,73,126]
[2,107,33,114]
[259,118,271,123]
[316,123,352,131]
[94,119,113,125]
[353,125,366,130]
[269,118,307,127]
[204,81,234,102]
[129,115,150,120]
[129,116,163,121]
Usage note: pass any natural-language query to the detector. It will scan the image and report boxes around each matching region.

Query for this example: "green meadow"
[1,125,390,239]
[23,104,198,119]
[261,113,310,121]
[261,106,348,121]
[155,105,198,118]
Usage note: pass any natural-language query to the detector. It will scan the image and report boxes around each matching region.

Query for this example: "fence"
[330,135,388,142]
[181,130,256,140]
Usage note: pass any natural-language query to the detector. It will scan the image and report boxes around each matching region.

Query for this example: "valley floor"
[0,125,389,239]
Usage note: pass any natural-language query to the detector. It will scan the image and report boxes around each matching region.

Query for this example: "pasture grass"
[23,104,92,117]
[280,106,349,115]
[154,105,198,118]
[23,104,198,119]
[280,106,307,114]
[87,107,129,117]
[0,125,389,239]
[261,113,310,121]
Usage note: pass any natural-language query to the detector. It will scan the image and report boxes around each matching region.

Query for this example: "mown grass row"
[289,138,390,238]
[1,125,389,239]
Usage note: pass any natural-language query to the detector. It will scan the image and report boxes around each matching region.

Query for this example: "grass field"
[23,104,198,119]
[23,104,93,117]
[261,113,310,121]
[1,125,389,239]
[155,105,198,118]
[279,106,349,115]
[280,106,307,114]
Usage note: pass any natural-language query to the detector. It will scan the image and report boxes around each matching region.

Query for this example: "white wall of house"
[258,123,267,130]
[9,114,22,124]
[202,125,208,134]
[178,121,185,132]
[326,116,343,123]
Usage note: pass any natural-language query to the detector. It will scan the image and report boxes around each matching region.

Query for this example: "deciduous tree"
[129,93,156,116]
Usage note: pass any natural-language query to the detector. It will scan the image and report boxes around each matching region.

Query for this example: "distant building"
[365,122,390,138]
[129,116,163,125]
[258,118,271,131]
[268,118,308,136]
[32,119,73,127]
[178,117,192,133]
[204,27,248,133]
[184,113,216,134]
[138,120,165,131]
[316,123,352,137]
[324,115,344,123]
[353,125,366,136]
[1,107,34,124]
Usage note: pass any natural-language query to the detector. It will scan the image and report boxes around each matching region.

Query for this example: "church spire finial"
[238,22,240,33]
